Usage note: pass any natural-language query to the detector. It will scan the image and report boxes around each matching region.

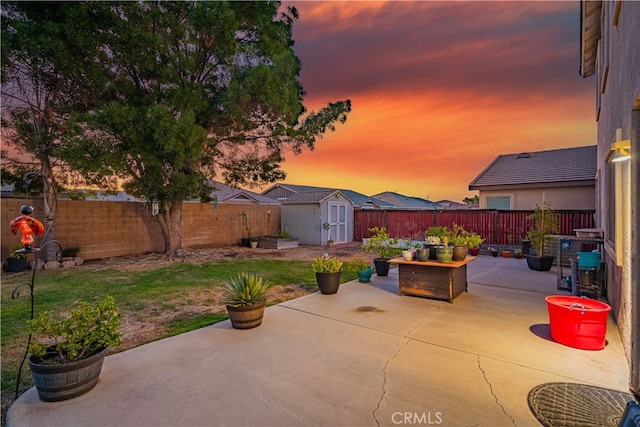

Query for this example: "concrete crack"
[372,305,440,426]
[476,356,517,427]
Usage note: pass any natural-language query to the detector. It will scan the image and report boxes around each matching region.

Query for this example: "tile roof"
[468,146,597,190]
[281,190,349,204]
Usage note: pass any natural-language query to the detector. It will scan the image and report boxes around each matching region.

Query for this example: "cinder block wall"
[1,197,281,261]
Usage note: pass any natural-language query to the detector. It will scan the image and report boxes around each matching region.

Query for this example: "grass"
[1,257,362,422]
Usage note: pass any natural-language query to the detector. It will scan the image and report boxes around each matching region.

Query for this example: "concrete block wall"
[1,198,280,261]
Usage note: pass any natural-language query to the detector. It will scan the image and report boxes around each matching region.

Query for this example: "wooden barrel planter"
[226,300,266,329]
[29,346,108,402]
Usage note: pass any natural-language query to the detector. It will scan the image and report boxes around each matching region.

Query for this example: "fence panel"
[354,209,596,246]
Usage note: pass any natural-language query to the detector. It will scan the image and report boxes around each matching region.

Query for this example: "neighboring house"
[468,146,597,210]
[200,181,280,206]
[580,1,639,396]
[371,191,438,210]
[433,200,474,210]
[280,190,354,246]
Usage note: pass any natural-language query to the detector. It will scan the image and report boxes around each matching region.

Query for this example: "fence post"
[493,210,500,245]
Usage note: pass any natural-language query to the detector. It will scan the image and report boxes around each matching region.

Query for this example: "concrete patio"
[7,255,630,426]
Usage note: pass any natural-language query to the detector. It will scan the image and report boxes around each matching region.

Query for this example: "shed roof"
[468,145,597,190]
[263,183,392,208]
[281,190,353,205]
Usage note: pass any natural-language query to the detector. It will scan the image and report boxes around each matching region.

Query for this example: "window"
[487,196,511,210]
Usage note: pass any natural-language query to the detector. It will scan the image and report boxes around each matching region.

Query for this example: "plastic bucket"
[577,251,600,269]
[545,296,611,350]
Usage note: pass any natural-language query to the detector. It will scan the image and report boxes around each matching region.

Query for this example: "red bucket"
[545,296,611,350]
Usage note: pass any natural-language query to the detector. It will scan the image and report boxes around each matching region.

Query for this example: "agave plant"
[222,273,272,307]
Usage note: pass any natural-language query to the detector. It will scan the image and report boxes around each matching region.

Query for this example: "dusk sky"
[270,1,596,202]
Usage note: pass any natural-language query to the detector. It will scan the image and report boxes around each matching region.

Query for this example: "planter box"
[257,236,299,249]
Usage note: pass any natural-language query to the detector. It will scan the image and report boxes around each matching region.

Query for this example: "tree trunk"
[40,162,58,262]
[157,199,184,254]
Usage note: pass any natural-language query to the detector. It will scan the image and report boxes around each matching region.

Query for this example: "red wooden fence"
[354,209,596,246]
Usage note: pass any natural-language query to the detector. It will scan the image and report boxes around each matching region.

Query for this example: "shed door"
[328,202,348,244]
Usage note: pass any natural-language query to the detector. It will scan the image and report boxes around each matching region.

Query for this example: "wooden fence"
[354,209,596,246]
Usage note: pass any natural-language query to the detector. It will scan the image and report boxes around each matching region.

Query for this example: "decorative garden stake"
[9,172,61,399]
[9,205,45,251]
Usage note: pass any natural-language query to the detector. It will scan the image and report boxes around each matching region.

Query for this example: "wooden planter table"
[389,256,477,303]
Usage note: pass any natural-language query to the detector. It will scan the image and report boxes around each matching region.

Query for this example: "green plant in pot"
[525,201,559,271]
[346,258,372,283]
[312,254,343,294]
[435,236,454,264]
[222,273,272,329]
[464,232,484,256]
[5,243,28,272]
[362,227,400,277]
[425,226,451,260]
[27,295,122,402]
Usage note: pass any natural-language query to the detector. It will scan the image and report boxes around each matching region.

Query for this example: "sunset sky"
[270,1,597,202]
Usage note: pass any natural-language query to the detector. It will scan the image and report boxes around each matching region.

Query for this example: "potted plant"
[464,232,484,256]
[525,201,559,271]
[346,258,372,283]
[27,295,122,402]
[488,247,499,257]
[234,213,253,247]
[5,244,28,272]
[401,238,416,261]
[501,248,511,258]
[435,236,454,263]
[222,273,272,329]
[312,254,343,294]
[249,236,258,249]
[362,227,399,277]
[450,224,469,261]
[425,226,451,260]
[514,248,523,259]
[422,235,441,260]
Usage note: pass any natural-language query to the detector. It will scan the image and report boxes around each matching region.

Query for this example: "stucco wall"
[479,186,596,210]
[593,1,640,389]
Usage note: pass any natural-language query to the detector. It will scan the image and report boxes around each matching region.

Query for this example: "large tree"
[3,1,351,254]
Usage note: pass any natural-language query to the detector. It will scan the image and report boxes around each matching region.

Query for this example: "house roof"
[580,1,602,78]
[200,181,279,205]
[371,191,437,210]
[468,146,597,190]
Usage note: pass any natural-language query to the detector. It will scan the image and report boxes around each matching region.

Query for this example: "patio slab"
[7,256,630,426]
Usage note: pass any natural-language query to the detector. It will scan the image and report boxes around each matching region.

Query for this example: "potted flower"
[5,244,28,272]
[222,273,272,329]
[27,295,122,402]
[312,254,343,294]
[525,201,559,271]
[362,227,400,277]
[346,258,372,283]
[450,224,469,261]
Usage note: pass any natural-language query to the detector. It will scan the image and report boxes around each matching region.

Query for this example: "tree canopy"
[2,1,351,254]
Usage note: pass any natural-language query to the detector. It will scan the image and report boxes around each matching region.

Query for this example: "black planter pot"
[520,239,532,255]
[226,300,266,329]
[29,346,108,402]
[373,258,390,277]
[423,244,438,260]
[525,254,555,271]
[5,257,27,272]
[315,271,342,294]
